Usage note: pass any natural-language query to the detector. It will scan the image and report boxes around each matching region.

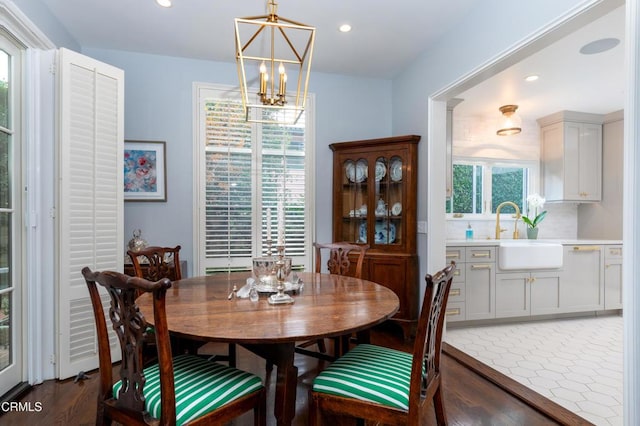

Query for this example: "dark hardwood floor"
[0,322,590,425]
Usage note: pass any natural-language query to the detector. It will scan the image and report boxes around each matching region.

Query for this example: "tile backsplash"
[446,203,578,240]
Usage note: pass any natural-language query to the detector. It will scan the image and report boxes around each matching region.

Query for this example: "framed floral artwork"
[124,140,167,201]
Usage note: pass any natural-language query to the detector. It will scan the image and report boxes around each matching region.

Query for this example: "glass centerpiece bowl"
[252,256,292,289]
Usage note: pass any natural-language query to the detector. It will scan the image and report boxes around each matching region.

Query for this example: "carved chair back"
[313,242,369,279]
[82,267,177,422]
[408,261,456,419]
[127,245,182,283]
[309,261,456,425]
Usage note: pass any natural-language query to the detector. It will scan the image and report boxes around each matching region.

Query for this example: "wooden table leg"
[243,342,297,426]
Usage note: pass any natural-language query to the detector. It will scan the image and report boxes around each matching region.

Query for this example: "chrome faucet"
[495,201,521,239]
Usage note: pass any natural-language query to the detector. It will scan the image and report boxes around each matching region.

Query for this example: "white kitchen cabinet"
[464,247,496,320]
[445,246,466,322]
[496,271,562,318]
[560,245,604,312]
[495,273,529,318]
[604,245,623,310]
[538,111,604,202]
[445,246,496,322]
[447,241,618,325]
[445,261,466,322]
[530,272,563,315]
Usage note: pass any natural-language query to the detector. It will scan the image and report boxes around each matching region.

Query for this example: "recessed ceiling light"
[156,0,172,8]
[524,75,539,82]
[339,24,352,33]
[579,37,620,55]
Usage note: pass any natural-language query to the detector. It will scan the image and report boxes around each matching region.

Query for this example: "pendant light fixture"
[234,0,316,125]
[496,104,522,136]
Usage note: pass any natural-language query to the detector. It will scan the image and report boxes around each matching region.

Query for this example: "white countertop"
[446,239,623,247]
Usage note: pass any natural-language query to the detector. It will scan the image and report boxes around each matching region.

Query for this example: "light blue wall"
[83,48,392,275]
[13,0,594,277]
[11,0,79,50]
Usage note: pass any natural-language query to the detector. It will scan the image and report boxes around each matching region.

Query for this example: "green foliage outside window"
[448,161,529,216]
[491,167,525,213]
[449,164,482,214]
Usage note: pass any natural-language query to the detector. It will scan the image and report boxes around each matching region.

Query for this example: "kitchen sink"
[498,240,563,270]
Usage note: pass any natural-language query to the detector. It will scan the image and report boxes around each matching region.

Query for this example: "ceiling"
[36,0,481,79]
[453,5,625,121]
[35,1,624,120]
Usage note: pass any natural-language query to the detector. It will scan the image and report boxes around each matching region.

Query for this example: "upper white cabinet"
[538,111,604,202]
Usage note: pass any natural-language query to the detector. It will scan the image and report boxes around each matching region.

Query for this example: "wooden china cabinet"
[330,135,420,340]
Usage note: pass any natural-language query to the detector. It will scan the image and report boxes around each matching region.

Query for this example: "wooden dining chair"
[82,267,266,426]
[128,245,236,367]
[309,261,456,426]
[297,242,369,360]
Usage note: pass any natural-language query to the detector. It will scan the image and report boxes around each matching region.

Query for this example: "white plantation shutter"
[57,48,124,379]
[194,84,314,274]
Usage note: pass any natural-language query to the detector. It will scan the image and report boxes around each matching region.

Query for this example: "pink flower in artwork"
[124,148,159,194]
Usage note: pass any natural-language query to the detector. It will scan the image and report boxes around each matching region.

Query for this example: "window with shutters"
[194,84,314,274]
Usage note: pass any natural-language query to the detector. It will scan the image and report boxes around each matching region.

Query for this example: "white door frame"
[0,0,56,387]
[427,0,639,424]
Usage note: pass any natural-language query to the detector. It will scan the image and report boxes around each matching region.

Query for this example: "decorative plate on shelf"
[391,202,402,216]
[345,160,355,182]
[359,221,396,244]
[375,160,386,181]
[390,158,403,182]
[354,160,367,183]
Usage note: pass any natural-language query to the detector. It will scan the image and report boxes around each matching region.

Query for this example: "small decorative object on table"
[268,244,295,304]
[522,193,547,240]
[127,229,148,253]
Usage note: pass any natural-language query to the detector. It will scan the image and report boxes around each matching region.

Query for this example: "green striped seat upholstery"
[113,354,263,425]
[312,343,413,411]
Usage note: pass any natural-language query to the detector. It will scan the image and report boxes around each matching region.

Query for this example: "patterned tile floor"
[444,314,623,426]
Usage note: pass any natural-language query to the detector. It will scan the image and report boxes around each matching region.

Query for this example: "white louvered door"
[57,48,124,380]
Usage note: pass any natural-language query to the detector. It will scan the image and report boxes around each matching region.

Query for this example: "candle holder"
[268,244,295,304]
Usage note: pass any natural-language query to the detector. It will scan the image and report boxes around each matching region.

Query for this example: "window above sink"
[447,158,539,218]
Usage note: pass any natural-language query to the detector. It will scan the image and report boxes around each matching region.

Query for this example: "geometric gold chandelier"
[234,0,316,125]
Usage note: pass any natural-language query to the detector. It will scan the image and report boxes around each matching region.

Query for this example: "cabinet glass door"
[373,155,402,246]
[341,158,368,243]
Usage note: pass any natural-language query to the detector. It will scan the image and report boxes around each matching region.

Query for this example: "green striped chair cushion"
[113,354,263,425]
[312,344,413,411]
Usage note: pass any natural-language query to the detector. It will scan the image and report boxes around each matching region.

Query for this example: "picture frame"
[124,140,167,202]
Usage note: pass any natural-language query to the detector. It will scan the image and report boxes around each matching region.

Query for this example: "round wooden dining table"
[136,271,399,426]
